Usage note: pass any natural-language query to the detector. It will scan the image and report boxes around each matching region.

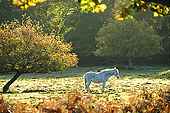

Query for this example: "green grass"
[0,66,170,106]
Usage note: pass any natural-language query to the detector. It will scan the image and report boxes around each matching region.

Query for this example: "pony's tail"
[84,74,88,89]
[84,74,87,84]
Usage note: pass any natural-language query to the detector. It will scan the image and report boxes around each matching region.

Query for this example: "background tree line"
[0,0,170,68]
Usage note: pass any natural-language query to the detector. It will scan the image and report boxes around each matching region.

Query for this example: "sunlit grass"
[0,66,169,107]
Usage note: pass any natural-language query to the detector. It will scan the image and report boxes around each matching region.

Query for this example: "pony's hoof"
[101,90,105,93]
[86,90,91,93]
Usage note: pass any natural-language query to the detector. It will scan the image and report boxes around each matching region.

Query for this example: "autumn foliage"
[0,18,78,73]
[0,89,169,113]
[11,0,46,10]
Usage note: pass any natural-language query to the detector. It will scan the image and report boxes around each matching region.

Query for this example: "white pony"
[84,67,120,92]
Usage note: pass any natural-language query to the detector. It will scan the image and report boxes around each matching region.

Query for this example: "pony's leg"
[85,79,91,92]
[86,82,91,92]
[102,82,106,92]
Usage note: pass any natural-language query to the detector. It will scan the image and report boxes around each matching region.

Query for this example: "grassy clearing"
[0,66,170,106]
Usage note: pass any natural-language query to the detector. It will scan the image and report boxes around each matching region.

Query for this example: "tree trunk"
[3,70,21,93]
[128,58,133,69]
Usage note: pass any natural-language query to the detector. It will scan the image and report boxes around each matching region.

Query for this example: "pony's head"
[112,67,120,78]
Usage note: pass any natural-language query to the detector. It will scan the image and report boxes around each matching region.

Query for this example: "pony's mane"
[100,68,116,72]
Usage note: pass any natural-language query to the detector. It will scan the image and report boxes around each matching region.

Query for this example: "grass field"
[0,66,170,107]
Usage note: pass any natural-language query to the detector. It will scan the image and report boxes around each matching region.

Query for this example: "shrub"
[0,89,169,113]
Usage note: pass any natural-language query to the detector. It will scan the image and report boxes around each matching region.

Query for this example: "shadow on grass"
[22,89,47,93]
[0,91,18,94]
[125,73,170,79]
